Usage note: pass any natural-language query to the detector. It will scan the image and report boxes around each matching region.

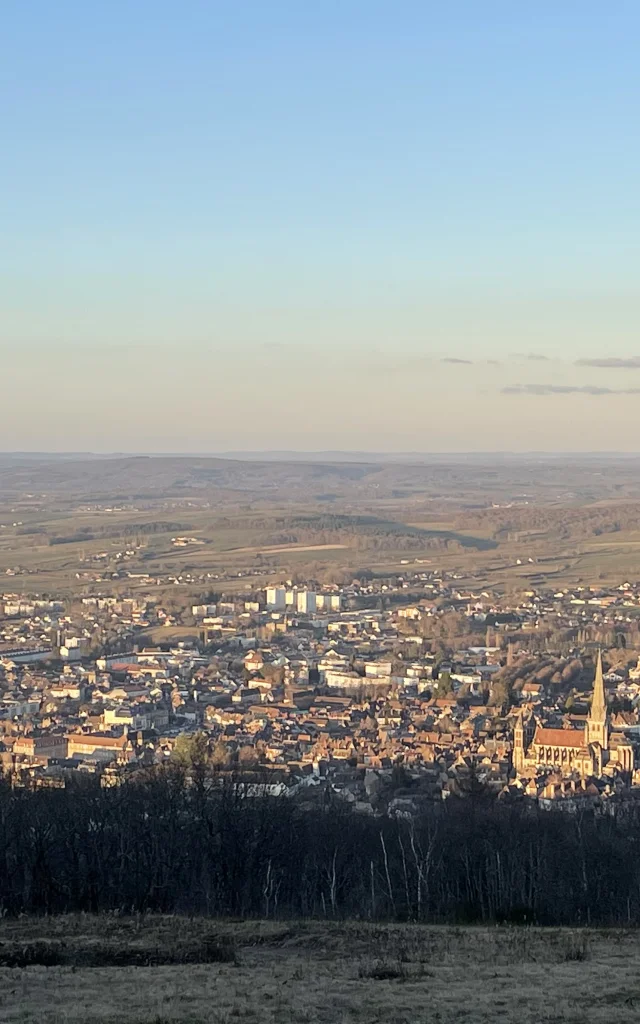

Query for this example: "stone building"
[513,652,634,779]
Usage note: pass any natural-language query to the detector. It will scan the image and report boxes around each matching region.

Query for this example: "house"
[243,650,264,673]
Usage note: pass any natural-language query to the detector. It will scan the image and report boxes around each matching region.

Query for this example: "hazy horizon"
[3,3,640,451]
[3,449,640,463]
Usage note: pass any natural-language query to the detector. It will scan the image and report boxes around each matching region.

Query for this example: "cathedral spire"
[587,649,607,749]
[592,649,606,718]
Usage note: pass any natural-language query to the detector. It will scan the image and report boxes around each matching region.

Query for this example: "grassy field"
[1,915,639,1023]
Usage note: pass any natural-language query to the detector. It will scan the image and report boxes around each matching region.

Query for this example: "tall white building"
[266,587,286,610]
[296,590,317,614]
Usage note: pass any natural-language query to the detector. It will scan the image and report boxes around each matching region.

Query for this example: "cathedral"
[513,652,634,779]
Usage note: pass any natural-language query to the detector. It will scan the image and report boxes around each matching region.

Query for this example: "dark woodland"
[1,768,638,926]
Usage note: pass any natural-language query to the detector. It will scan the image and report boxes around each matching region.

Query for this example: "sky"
[2,1,640,452]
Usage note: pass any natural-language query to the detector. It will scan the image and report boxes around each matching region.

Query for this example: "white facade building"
[266,587,287,610]
[296,591,317,614]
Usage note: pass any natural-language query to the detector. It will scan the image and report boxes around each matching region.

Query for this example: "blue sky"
[2,1,640,451]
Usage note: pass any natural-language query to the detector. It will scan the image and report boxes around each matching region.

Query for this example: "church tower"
[586,650,608,750]
[513,711,526,774]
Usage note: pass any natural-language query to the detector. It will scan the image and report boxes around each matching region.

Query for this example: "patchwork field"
[3,453,640,595]
[0,916,638,1024]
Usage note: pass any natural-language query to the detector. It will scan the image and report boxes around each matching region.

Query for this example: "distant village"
[2,571,640,813]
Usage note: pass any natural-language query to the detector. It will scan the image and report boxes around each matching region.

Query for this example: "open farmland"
[3,453,640,594]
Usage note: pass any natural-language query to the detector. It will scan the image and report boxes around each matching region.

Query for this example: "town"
[3,570,640,811]
[6,0,640,1016]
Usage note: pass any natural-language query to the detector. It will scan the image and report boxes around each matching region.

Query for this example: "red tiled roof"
[533,727,586,749]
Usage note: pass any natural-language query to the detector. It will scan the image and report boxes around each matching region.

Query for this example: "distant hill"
[1,452,640,503]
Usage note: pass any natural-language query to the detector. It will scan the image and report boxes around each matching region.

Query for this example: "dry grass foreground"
[1,915,639,1024]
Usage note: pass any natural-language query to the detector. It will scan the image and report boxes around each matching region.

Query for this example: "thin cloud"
[575,357,640,369]
[441,357,473,365]
[502,384,640,396]
[509,352,551,362]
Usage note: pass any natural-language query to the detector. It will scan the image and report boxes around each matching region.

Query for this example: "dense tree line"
[457,502,640,544]
[1,769,640,925]
[177,512,491,554]
[46,521,191,545]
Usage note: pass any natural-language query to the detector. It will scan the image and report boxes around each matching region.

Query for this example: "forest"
[456,502,640,543]
[1,767,639,926]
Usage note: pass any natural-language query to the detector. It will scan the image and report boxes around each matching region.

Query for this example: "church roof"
[533,727,586,749]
